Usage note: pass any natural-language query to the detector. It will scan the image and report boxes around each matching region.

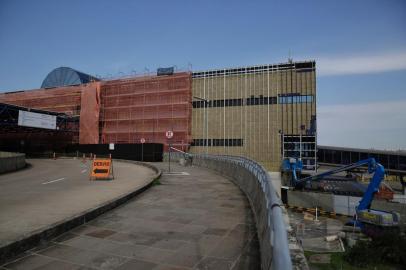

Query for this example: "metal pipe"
[192,96,209,154]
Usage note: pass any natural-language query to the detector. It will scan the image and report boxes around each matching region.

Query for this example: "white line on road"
[81,169,87,174]
[163,172,190,176]
[42,178,66,185]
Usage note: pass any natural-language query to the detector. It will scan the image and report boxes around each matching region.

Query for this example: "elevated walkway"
[2,162,260,270]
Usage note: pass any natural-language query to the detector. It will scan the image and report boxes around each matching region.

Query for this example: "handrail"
[169,146,189,155]
[167,152,292,270]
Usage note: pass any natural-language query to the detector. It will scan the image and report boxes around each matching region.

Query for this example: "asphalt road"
[0,158,155,247]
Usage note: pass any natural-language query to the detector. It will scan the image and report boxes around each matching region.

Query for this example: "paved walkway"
[2,163,260,270]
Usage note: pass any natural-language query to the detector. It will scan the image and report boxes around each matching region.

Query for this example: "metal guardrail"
[166,152,292,270]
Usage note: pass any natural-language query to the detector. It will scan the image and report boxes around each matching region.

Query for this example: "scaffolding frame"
[99,73,192,151]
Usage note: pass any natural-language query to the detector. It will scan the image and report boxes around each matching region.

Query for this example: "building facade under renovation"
[0,68,192,152]
[0,61,316,170]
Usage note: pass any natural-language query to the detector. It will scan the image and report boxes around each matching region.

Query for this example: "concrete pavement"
[0,159,156,247]
[2,162,260,270]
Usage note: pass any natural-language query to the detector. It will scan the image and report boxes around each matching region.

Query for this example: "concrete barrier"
[287,190,406,227]
[165,153,292,270]
[0,152,26,174]
[287,190,334,212]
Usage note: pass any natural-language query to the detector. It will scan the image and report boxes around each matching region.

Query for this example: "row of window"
[193,99,242,108]
[192,138,244,147]
[278,95,313,104]
[192,95,313,108]
[247,96,277,105]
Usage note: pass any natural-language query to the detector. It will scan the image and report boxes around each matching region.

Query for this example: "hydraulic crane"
[282,157,400,235]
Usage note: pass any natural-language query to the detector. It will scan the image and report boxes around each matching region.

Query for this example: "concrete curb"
[0,160,161,266]
[0,152,26,174]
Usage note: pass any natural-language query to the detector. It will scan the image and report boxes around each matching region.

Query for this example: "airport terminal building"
[0,61,317,170]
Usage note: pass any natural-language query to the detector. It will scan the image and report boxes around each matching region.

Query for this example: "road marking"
[163,172,190,176]
[81,169,87,174]
[42,178,66,185]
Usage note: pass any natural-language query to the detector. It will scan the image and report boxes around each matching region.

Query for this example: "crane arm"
[357,162,385,211]
[283,157,394,232]
[294,158,377,187]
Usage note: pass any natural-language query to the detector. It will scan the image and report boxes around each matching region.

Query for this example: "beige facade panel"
[191,61,316,171]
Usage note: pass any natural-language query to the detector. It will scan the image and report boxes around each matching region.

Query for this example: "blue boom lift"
[282,157,400,235]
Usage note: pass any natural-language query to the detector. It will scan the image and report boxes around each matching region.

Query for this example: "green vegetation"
[305,232,406,270]
[343,232,405,268]
[304,251,395,270]
[152,178,161,186]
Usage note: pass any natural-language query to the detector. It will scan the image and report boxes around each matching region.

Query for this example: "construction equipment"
[282,157,400,236]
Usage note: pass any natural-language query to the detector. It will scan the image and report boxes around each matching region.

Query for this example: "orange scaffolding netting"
[0,85,85,143]
[100,72,192,151]
[0,73,193,150]
[0,86,82,115]
[79,83,101,144]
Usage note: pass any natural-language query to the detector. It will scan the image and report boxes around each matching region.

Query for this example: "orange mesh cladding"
[0,86,82,115]
[0,73,192,150]
[99,72,192,151]
[79,83,101,144]
[0,85,83,143]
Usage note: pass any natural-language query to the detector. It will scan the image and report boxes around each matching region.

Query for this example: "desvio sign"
[91,159,113,180]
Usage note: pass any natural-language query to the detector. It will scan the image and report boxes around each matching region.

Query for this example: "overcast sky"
[0,0,405,150]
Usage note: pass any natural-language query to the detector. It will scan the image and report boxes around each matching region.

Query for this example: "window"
[192,138,243,147]
[193,98,243,108]
[192,101,206,108]
[194,95,286,108]
[246,96,278,106]
[283,134,317,171]
[278,94,313,104]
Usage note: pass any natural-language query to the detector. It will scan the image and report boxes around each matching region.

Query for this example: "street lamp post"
[193,96,209,154]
